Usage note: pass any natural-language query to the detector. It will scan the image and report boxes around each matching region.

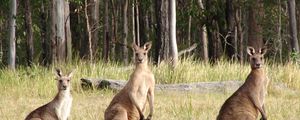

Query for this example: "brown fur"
[25,69,74,120]
[105,42,155,120]
[217,47,269,120]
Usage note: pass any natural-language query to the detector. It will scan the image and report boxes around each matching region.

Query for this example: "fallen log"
[81,78,299,94]
[81,78,244,93]
[81,78,126,90]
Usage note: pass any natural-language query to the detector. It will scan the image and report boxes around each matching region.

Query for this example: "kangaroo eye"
[252,58,256,61]
[144,53,146,55]
[67,79,70,82]
[59,80,63,83]
[135,53,138,56]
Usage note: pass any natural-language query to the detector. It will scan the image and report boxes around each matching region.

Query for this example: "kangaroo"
[217,46,268,120]
[25,69,74,120]
[105,42,155,120]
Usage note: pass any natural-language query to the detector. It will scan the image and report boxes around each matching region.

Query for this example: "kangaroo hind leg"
[111,108,128,120]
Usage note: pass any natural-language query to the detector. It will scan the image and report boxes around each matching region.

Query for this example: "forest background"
[1,0,300,119]
[1,0,300,67]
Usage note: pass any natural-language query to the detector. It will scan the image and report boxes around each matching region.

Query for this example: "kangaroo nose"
[137,58,143,63]
[255,63,261,67]
[62,85,67,90]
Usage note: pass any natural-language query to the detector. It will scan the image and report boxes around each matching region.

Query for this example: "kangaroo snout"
[255,63,261,68]
[62,85,67,90]
[137,58,144,63]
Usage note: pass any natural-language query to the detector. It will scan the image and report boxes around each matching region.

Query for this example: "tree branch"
[178,43,198,57]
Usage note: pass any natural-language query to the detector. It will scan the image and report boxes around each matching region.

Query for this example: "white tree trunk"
[8,0,17,70]
[65,0,72,63]
[132,1,136,46]
[56,0,66,62]
[135,0,140,46]
[197,0,208,62]
[169,0,178,67]
[188,15,192,46]
[85,0,93,61]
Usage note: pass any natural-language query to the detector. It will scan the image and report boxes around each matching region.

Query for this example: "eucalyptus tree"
[287,0,299,54]
[24,0,34,66]
[8,0,17,70]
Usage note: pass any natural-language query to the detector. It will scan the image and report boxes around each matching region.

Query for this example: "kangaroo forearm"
[259,108,267,119]
[149,98,154,115]
[148,89,154,115]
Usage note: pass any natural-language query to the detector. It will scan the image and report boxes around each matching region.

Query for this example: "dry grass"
[0,60,300,119]
[1,90,299,120]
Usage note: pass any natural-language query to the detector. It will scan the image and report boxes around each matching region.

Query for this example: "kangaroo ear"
[55,68,62,77]
[132,43,139,51]
[247,46,255,56]
[67,70,75,78]
[260,47,267,55]
[143,42,152,51]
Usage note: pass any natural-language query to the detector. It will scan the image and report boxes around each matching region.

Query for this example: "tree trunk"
[277,0,283,63]
[186,0,193,50]
[122,0,129,65]
[51,0,57,64]
[132,1,136,46]
[225,0,236,60]
[188,15,192,47]
[85,0,93,61]
[65,0,72,63]
[110,0,117,60]
[0,10,4,64]
[56,0,66,62]
[8,0,17,70]
[297,2,300,44]
[135,0,140,46]
[87,0,100,58]
[169,0,178,67]
[103,0,110,62]
[197,0,208,62]
[24,0,34,67]
[69,2,85,59]
[287,0,299,53]
[155,0,169,64]
[248,0,264,50]
[40,0,50,66]
[235,7,244,63]
[200,26,209,62]
[211,20,223,62]
[139,1,150,45]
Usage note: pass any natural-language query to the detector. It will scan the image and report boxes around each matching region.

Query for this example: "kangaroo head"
[247,46,267,69]
[132,42,152,64]
[55,68,74,91]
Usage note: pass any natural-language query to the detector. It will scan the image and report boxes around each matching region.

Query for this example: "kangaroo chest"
[55,95,73,120]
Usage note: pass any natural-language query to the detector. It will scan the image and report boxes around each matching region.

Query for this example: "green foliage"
[0,0,298,68]
[290,51,300,63]
[70,0,84,5]
[0,0,10,14]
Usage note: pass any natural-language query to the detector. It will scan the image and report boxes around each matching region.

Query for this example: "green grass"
[0,60,300,119]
